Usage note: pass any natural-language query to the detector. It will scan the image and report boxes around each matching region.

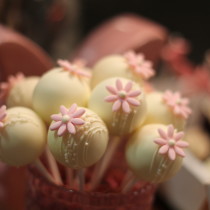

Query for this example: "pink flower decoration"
[124,51,155,80]
[50,104,85,137]
[57,59,91,78]
[104,79,141,113]
[163,90,192,119]
[0,105,7,128]
[154,125,189,161]
[0,73,24,104]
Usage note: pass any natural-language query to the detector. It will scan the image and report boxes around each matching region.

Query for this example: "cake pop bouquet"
[0,50,191,209]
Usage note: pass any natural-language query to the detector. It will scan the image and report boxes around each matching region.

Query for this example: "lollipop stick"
[77,169,85,191]
[33,159,55,183]
[45,148,63,185]
[121,170,133,188]
[90,136,121,190]
[66,168,74,188]
[122,177,138,193]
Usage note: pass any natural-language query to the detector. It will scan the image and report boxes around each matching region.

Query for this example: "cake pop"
[91,51,155,88]
[144,90,192,130]
[0,106,47,167]
[126,124,189,184]
[88,77,147,136]
[0,73,39,108]
[32,60,91,124]
[48,104,109,169]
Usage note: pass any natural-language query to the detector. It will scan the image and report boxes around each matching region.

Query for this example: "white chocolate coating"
[33,68,90,124]
[91,55,143,88]
[126,124,183,183]
[48,108,108,169]
[6,76,39,109]
[0,107,47,166]
[88,77,147,136]
[144,92,185,130]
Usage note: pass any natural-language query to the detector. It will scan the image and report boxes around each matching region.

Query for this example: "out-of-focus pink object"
[161,35,210,95]
[0,25,53,81]
[73,14,168,66]
[161,36,193,76]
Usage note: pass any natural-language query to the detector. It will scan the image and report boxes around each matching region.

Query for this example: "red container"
[26,165,156,210]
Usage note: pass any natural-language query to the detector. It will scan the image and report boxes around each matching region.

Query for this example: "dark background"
[0,0,210,64]
[80,0,210,64]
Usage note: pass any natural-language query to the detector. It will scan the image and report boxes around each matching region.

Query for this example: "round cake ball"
[88,77,147,136]
[0,106,47,167]
[48,104,109,169]
[7,76,39,108]
[91,51,155,88]
[0,73,39,108]
[33,60,91,124]
[126,124,189,183]
[144,91,192,130]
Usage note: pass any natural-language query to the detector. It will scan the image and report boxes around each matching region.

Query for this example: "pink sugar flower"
[57,59,91,78]
[105,79,141,113]
[163,90,192,119]
[124,51,155,80]
[154,124,189,161]
[0,105,7,128]
[50,104,85,136]
[0,73,24,103]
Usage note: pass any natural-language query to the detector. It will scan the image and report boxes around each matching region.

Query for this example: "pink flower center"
[118,91,127,99]
[168,139,175,146]
[62,115,70,123]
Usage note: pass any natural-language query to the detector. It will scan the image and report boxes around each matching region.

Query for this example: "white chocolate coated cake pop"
[88,77,147,136]
[91,51,155,88]
[48,104,109,169]
[144,91,192,130]
[33,60,91,124]
[0,106,47,166]
[126,124,189,183]
[0,73,39,108]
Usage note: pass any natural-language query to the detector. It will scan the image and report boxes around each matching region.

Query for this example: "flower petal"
[0,112,6,120]
[124,81,132,92]
[0,83,8,90]
[67,122,76,134]
[71,118,85,125]
[126,97,140,106]
[174,146,185,157]
[176,140,189,148]
[122,100,131,113]
[116,79,123,90]
[168,148,176,160]
[159,144,169,154]
[50,121,62,130]
[167,125,174,138]
[154,138,167,145]
[127,90,141,97]
[181,98,189,105]
[60,105,68,115]
[112,100,121,112]
[69,103,77,114]
[158,128,168,140]
[77,70,91,78]
[174,106,181,115]
[57,124,67,136]
[51,114,62,121]
[104,95,118,102]
[0,105,6,111]
[72,109,85,118]
[174,132,184,141]
[106,85,117,94]
[174,92,181,100]
[0,122,4,127]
